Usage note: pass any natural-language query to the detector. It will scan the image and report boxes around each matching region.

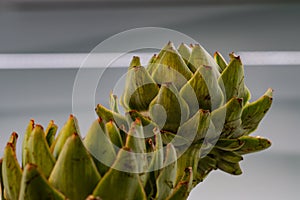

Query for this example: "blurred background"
[0,0,300,199]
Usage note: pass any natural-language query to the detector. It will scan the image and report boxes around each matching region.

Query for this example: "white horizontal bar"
[0,53,153,69]
[0,51,299,69]
[237,51,300,66]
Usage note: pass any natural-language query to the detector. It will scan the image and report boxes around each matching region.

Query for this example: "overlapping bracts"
[0,42,272,200]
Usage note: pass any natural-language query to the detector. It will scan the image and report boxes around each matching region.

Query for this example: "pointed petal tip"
[199,109,210,114]
[229,52,241,61]
[34,124,44,131]
[24,163,38,171]
[11,132,18,139]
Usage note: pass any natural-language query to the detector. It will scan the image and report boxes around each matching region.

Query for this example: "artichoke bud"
[27,124,56,178]
[188,44,221,73]
[241,88,273,135]
[177,43,191,64]
[49,133,101,200]
[180,65,224,116]
[218,54,249,103]
[19,164,65,200]
[45,120,58,147]
[109,92,120,113]
[121,63,159,112]
[84,118,116,176]
[2,140,22,200]
[149,82,189,133]
[22,119,35,168]
[152,42,192,89]
[51,114,80,159]
[214,51,228,72]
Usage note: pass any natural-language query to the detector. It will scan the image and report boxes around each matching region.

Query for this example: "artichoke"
[0,42,273,200]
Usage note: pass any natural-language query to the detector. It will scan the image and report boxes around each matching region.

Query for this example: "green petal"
[167,167,193,200]
[49,133,101,200]
[177,109,211,143]
[216,159,242,175]
[51,115,80,159]
[218,54,249,103]
[188,44,221,73]
[109,92,120,113]
[45,120,58,147]
[210,149,243,163]
[125,119,148,175]
[177,43,191,64]
[180,65,224,115]
[241,88,273,135]
[121,65,159,111]
[215,138,245,151]
[146,54,158,75]
[2,141,22,200]
[84,118,116,176]
[129,56,141,69]
[147,42,172,76]
[152,42,192,89]
[22,119,35,168]
[27,125,56,178]
[196,156,217,184]
[155,143,177,200]
[105,120,123,149]
[93,148,147,200]
[214,51,228,72]
[8,132,18,151]
[126,110,157,138]
[150,82,189,133]
[18,164,65,200]
[235,136,271,155]
[176,143,202,185]
[95,104,129,130]
[211,97,243,138]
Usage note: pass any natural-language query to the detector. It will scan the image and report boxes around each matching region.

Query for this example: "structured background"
[0,1,300,199]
